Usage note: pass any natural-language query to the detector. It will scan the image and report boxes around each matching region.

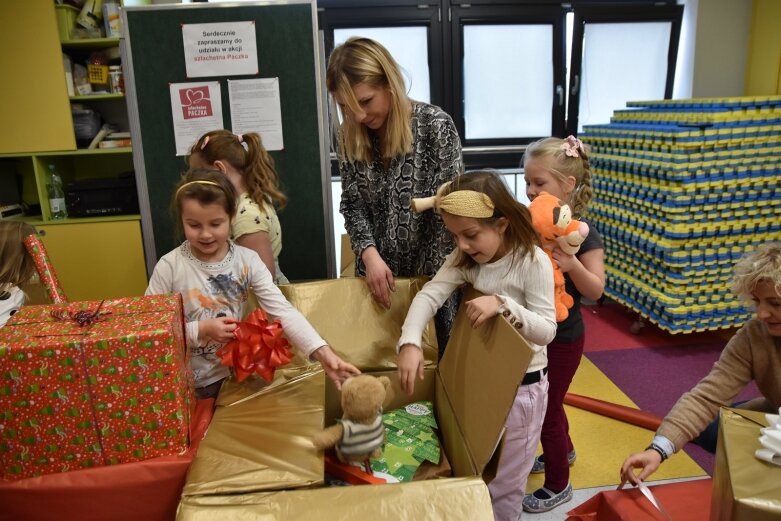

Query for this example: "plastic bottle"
[47,164,68,220]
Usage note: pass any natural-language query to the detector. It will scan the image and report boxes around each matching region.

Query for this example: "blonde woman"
[327,37,463,354]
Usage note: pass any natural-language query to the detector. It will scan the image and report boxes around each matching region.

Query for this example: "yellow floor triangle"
[527,356,707,492]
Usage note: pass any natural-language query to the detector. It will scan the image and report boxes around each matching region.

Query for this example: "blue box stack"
[580,96,781,333]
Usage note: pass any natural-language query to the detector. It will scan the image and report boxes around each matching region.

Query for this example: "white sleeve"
[145,256,200,348]
[496,249,557,349]
[397,251,466,351]
[247,251,327,358]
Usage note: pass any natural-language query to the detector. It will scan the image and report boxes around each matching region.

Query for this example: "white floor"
[521,476,708,521]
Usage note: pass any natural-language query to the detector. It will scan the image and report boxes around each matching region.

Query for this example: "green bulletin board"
[122,1,332,281]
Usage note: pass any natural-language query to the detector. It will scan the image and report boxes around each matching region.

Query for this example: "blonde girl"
[0,222,37,327]
[521,135,605,513]
[327,36,463,355]
[188,130,289,284]
[146,169,358,399]
[396,170,557,521]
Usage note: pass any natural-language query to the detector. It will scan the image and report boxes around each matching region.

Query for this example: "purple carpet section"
[585,343,761,474]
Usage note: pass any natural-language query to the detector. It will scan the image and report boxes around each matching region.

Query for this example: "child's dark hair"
[443,170,540,269]
[171,169,238,237]
[188,129,287,210]
[0,221,37,292]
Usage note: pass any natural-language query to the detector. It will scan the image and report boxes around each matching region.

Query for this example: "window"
[319,0,683,169]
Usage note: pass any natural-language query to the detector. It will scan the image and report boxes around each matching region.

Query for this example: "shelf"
[0,148,132,158]
[70,93,125,101]
[61,37,121,49]
[10,214,141,226]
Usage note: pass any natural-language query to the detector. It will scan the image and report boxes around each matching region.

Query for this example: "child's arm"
[236,231,276,280]
[495,248,557,348]
[397,252,465,395]
[552,247,605,301]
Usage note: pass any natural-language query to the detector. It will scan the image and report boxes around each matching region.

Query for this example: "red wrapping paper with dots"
[0,294,193,480]
[23,234,68,304]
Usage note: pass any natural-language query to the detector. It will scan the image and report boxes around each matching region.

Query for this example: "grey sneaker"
[522,482,573,513]
[529,449,576,474]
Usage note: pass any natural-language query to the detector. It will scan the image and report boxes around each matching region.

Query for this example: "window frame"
[565,4,684,135]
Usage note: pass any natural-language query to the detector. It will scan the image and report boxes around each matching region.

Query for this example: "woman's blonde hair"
[0,221,36,293]
[326,37,412,162]
[523,136,594,215]
[188,130,287,210]
[442,170,540,270]
[731,242,781,299]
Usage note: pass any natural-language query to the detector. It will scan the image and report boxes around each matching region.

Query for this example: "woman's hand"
[551,248,579,273]
[465,295,502,328]
[397,344,425,396]
[619,449,662,488]
[362,246,395,309]
[311,345,360,390]
[198,317,237,343]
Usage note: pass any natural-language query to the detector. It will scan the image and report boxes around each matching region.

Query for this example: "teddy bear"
[528,192,589,322]
[312,374,394,474]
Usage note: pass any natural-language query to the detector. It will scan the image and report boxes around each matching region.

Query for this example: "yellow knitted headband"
[175,180,222,198]
[411,186,495,218]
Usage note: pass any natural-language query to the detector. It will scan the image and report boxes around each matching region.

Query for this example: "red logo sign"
[180,87,213,119]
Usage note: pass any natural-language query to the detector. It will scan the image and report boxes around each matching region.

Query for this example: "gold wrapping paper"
[182,370,325,497]
[711,408,781,521]
[176,476,494,521]
[279,277,438,371]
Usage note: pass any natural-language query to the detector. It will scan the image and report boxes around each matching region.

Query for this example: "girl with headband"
[397,170,557,521]
[189,130,289,284]
[146,169,359,399]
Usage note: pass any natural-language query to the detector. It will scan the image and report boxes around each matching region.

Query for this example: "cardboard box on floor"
[177,279,534,520]
[710,408,781,521]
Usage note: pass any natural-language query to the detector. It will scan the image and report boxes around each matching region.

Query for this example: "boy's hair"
[731,242,781,299]
[0,221,37,292]
[523,136,594,215]
[188,129,287,210]
[326,37,412,163]
[171,169,238,238]
[442,170,540,270]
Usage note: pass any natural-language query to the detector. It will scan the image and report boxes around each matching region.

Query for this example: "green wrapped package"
[370,401,440,482]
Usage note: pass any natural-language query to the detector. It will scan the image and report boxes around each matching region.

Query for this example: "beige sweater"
[657,319,781,451]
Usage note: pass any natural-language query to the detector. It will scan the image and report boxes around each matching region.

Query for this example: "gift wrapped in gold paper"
[279,277,438,371]
[710,408,781,521]
[179,283,534,521]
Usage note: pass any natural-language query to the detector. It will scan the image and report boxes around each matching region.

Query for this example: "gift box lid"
[437,287,534,475]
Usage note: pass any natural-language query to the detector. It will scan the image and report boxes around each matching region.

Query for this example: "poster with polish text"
[169,81,224,156]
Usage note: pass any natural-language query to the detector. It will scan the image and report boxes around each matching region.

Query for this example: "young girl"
[620,242,781,486]
[188,130,289,284]
[145,169,359,399]
[521,135,605,513]
[396,170,557,521]
[0,222,37,327]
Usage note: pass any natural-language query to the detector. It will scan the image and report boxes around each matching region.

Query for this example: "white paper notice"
[169,82,224,156]
[182,21,258,78]
[228,78,284,151]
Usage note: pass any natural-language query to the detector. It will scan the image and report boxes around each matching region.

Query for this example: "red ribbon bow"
[217,309,293,382]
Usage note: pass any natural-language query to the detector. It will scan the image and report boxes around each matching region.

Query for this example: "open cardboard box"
[710,408,781,521]
[177,279,534,520]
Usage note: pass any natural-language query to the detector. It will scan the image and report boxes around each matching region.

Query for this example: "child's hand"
[465,295,502,328]
[552,248,579,273]
[311,345,360,390]
[619,449,663,488]
[397,344,424,396]
[199,317,238,343]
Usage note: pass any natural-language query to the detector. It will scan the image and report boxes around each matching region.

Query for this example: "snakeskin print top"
[339,101,463,278]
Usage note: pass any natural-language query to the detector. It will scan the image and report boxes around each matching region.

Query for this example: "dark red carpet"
[580,302,760,474]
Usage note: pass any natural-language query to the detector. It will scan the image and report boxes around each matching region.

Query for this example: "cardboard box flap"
[438,288,534,475]
[279,277,438,371]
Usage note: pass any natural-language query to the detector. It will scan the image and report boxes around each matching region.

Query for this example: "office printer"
[65,173,140,217]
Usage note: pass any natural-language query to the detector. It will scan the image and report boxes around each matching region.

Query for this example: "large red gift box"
[0,295,192,480]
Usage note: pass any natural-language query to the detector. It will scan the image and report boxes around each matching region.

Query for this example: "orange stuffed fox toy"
[528,192,589,322]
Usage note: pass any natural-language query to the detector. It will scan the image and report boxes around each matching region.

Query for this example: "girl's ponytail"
[244,133,288,210]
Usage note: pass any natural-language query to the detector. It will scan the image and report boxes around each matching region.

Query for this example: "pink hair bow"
[560,135,584,158]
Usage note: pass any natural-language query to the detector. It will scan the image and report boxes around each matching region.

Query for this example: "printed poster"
[169,81,224,156]
[228,78,284,151]
[182,21,258,78]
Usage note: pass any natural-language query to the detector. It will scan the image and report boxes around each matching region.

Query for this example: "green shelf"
[61,37,121,49]
[70,93,125,101]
